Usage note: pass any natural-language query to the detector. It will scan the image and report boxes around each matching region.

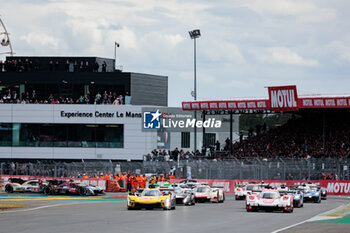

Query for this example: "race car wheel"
[5,184,13,193]
[222,193,225,203]
[235,195,239,200]
[79,187,87,196]
[296,201,301,208]
[44,187,52,195]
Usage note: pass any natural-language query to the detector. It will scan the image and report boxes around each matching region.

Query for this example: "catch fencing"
[1,157,349,180]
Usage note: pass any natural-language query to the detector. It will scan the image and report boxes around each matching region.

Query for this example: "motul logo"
[268,85,298,111]
[270,89,297,108]
[327,182,350,194]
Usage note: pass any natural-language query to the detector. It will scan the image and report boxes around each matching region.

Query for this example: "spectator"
[49,60,54,71]
[93,61,99,72]
[73,60,78,72]
[85,61,90,72]
[79,61,84,72]
[102,61,107,72]
[55,61,60,71]
[94,92,101,104]
[65,59,70,72]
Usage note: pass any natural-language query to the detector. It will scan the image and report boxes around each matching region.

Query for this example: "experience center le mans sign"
[60,111,142,119]
[182,85,350,112]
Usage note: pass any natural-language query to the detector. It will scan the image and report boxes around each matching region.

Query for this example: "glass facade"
[1,123,123,148]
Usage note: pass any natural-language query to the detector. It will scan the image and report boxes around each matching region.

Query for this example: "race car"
[234,184,246,200]
[42,179,65,195]
[298,184,321,203]
[320,186,327,200]
[173,184,195,205]
[194,185,225,203]
[235,183,264,200]
[246,190,294,213]
[280,188,304,208]
[4,178,45,193]
[127,188,176,210]
[47,181,101,196]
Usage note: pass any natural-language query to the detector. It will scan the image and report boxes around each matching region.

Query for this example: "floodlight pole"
[114,42,117,70]
[114,42,119,71]
[189,29,200,152]
[193,37,197,152]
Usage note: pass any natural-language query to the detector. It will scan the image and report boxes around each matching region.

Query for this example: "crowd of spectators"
[0,59,108,72]
[0,88,128,105]
[144,148,200,162]
[231,115,350,159]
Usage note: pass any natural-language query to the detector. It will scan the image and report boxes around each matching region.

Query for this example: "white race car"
[194,185,225,203]
[246,190,294,213]
[235,183,261,200]
[4,178,44,193]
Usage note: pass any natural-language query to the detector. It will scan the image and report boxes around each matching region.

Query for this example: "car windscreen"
[245,185,256,191]
[261,192,277,199]
[141,190,162,196]
[196,187,210,192]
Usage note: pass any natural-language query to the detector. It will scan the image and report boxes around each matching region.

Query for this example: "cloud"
[20,32,59,48]
[327,40,350,63]
[164,34,185,46]
[244,0,336,22]
[253,47,318,67]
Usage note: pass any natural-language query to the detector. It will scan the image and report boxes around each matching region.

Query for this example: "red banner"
[298,97,350,108]
[177,179,350,195]
[182,100,270,111]
[268,85,298,112]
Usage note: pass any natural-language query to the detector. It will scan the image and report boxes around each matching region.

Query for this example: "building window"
[204,133,216,147]
[0,123,12,146]
[181,132,190,148]
[2,123,123,148]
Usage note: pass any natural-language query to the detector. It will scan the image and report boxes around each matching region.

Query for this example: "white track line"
[271,204,347,233]
[1,203,72,214]
[0,198,123,214]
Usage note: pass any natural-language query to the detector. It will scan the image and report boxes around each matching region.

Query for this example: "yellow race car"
[127,188,176,210]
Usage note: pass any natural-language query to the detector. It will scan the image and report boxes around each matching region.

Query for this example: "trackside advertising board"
[268,85,298,112]
[2,175,350,195]
[0,175,107,190]
[176,179,350,195]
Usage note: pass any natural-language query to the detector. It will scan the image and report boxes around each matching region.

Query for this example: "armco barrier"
[2,175,350,195]
[176,179,350,196]
[0,175,107,191]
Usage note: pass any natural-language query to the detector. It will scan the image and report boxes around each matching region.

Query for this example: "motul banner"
[298,97,350,108]
[268,85,298,112]
[182,100,270,111]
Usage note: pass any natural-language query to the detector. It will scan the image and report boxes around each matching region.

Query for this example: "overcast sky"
[1,0,350,106]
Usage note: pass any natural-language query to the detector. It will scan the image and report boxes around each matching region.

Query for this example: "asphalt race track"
[0,193,349,233]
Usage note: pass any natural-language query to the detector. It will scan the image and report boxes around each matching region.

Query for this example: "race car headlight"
[127,198,130,206]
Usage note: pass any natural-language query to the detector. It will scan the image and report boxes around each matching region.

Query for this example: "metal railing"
[1,157,349,180]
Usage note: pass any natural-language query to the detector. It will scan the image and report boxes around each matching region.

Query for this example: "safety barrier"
[175,179,350,196]
[0,175,107,191]
[2,175,349,196]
